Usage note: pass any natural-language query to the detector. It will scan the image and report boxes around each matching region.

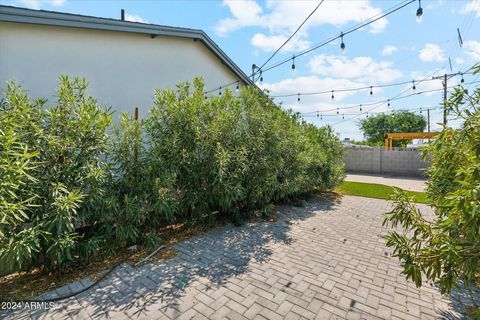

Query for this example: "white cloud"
[463,40,480,59]
[216,0,263,35]
[308,54,403,84]
[125,13,148,24]
[419,43,447,62]
[426,0,444,10]
[459,0,480,17]
[250,33,310,52]
[455,58,465,65]
[382,45,398,56]
[216,0,389,51]
[15,0,65,9]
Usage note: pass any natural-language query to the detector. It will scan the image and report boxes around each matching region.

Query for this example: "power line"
[205,0,418,94]
[271,71,473,99]
[255,0,325,75]
[317,80,480,126]
[257,0,416,76]
[295,68,451,115]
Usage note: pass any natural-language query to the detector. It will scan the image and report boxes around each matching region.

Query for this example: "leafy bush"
[131,78,345,224]
[0,76,345,273]
[383,65,480,293]
[0,77,113,272]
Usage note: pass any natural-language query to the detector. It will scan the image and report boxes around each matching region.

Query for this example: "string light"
[331,90,335,100]
[420,107,422,114]
[260,71,263,83]
[412,80,416,90]
[416,0,423,23]
[297,93,300,102]
[219,87,222,96]
[342,114,345,120]
[370,86,373,95]
[296,79,480,119]
[340,32,346,53]
[461,73,465,83]
[237,0,418,87]
[269,71,474,99]
[291,55,296,73]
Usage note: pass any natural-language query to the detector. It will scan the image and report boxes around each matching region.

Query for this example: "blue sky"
[2,0,480,140]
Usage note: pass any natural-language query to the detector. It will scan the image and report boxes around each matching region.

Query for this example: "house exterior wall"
[344,146,429,177]
[0,21,242,119]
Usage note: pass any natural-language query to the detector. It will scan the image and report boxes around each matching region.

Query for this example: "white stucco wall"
[0,21,242,119]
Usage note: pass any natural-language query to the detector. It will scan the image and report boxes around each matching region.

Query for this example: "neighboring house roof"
[0,5,255,88]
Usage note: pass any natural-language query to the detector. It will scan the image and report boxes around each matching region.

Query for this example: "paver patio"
[3,195,479,319]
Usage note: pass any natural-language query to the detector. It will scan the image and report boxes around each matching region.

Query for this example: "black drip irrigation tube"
[18,245,167,303]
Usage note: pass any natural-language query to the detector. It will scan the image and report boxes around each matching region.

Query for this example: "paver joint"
[2,195,478,319]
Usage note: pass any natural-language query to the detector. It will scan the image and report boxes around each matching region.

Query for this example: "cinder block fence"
[343,145,429,177]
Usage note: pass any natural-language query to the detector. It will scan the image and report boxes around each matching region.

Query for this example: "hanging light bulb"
[331,90,335,100]
[370,86,373,95]
[219,87,222,96]
[259,71,263,83]
[342,114,345,120]
[297,93,300,102]
[412,80,416,90]
[317,111,319,117]
[360,104,362,112]
[204,92,207,100]
[340,32,346,53]
[420,107,423,114]
[387,99,391,107]
[416,0,423,23]
[320,115,323,120]
[366,112,369,118]
[336,108,339,115]
[291,55,296,73]
[461,73,465,83]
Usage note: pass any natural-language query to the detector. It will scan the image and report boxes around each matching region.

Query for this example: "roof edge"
[0,5,255,88]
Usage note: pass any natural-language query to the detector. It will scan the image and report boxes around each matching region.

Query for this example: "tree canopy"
[359,111,427,146]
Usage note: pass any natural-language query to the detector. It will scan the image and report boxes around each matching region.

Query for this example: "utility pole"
[432,71,463,126]
[427,108,430,132]
[443,73,447,126]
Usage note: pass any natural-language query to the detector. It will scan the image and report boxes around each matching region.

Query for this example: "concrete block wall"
[344,146,429,177]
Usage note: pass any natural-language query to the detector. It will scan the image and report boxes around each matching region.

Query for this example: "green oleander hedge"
[0,76,345,273]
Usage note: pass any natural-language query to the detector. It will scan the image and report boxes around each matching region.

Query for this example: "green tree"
[383,65,480,294]
[359,111,427,146]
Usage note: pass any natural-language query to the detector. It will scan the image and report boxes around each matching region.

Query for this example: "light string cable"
[255,0,326,74]
[204,0,416,95]
[327,79,480,126]
[308,68,445,124]
[256,0,416,77]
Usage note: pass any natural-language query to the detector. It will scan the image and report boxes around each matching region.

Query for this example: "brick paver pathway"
[4,195,479,319]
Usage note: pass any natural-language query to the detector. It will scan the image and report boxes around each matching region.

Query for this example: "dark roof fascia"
[0,5,255,87]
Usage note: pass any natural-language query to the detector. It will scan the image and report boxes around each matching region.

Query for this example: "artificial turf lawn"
[335,181,429,204]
